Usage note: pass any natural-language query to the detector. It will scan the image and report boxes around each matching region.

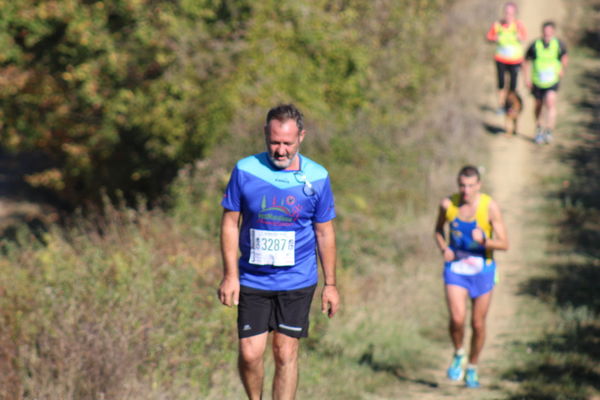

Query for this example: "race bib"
[249,229,295,266]
[449,252,484,275]
[498,46,517,57]
[539,68,557,84]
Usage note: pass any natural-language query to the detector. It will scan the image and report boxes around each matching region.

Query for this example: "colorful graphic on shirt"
[257,195,303,226]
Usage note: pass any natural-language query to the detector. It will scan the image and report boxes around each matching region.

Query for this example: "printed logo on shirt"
[257,195,303,226]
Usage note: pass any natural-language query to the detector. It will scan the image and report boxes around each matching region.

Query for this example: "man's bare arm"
[314,220,339,318]
[218,209,241,306]
[435,199,455,261]
[486,200,509,251]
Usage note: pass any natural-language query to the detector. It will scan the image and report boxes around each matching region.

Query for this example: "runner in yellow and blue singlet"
[435,166,509,389]
[444,192,496,298]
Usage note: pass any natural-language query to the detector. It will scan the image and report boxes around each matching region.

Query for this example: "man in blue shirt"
[218,104,339,399]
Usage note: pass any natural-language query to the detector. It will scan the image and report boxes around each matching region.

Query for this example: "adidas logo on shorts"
[243,324,252,331]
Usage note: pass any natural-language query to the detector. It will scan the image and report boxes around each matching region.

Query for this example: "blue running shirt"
[222,152,336,291]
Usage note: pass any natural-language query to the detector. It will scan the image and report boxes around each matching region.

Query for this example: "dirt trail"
[485,0,565,391]
[387,0,566,398]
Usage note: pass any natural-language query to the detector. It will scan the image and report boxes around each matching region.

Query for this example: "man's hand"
[321,285,340,318]
[524,78,532,89]
[472,228,486,245]
[442,247,455,262]
[218,276,240,307]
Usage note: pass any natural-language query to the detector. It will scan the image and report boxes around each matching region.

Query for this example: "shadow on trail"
[482,121,536,143]
[558,68,600,260]
[504,38,600,400]
[479,104,497,113]
[521,264,600,314]
[482,121,505,135]
[579,24,600,55]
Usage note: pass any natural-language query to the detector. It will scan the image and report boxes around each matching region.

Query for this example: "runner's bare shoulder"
[440,197,452,210]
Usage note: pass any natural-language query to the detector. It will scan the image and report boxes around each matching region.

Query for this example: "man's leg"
[468,290,493,364]
[239,332,269,400]
[445,284,468,350]
[498,89,507,111]
[445,284,469,380]
[508,64,520,93]
[534,97,543,127]
[533,91,545,143]
[272,331,300,400]
[544,90,558,130]
[496,62,507,112]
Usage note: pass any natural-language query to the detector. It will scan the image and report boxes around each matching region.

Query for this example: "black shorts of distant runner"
[531,82,560,100]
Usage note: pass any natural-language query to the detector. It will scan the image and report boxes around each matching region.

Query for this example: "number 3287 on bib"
[249,229,296,267]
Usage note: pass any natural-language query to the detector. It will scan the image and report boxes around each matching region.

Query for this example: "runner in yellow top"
[486,2,527,114]
[434,166,509,388]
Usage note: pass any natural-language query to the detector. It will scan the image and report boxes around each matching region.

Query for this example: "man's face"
[265,119,305,170]
[458,175,481,203]
[504,4,516,20]
[543,25,555,41]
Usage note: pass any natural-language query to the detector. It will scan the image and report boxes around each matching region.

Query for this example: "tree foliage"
[0,0,448,205]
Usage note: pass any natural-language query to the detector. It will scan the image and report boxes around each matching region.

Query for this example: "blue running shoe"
[447,353,465,381]
[534,133,545,145]
[465,367,480,388]
[534,126,545,145]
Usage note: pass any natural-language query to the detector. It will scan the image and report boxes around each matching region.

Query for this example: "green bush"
[0,0,448,206]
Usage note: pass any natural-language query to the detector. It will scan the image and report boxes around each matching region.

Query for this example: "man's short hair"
[457,165,481,181]
[265,104,304,133]
[542,20,556,30]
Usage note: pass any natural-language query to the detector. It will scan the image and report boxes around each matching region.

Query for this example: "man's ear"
[299,129,306,143]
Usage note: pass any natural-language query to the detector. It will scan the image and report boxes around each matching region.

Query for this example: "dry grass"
[0,199,232,399]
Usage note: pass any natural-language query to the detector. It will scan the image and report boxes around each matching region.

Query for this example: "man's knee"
[471,318,486,334]
[545,91,557,107]
[449,315,466,331]
[239,338,267,366]
[273,336,299,367]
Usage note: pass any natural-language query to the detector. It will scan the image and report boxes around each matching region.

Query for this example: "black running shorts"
[237,284,317,339]
[531,82,560,100]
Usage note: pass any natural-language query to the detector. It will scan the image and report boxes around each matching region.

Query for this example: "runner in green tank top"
[523,21,568,144]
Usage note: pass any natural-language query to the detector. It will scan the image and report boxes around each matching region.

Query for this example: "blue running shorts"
[443,260,496,298]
